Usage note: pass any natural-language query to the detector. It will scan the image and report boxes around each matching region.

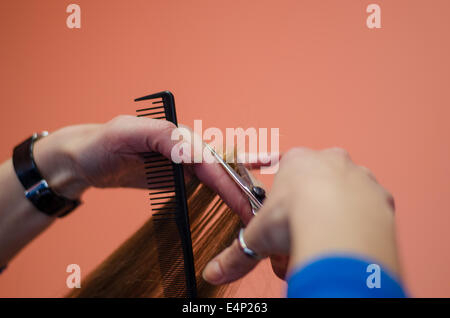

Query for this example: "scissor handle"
[252,186,266,203]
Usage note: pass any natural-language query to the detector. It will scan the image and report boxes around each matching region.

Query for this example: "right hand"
[202,147,399,285]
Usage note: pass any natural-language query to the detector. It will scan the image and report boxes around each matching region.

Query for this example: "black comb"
[135,91,197,298]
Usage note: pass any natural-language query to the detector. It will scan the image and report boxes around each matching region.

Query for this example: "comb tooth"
[147,165,172,170]
[145,176,174,183]
[146,159,169,163]
[147,179,175,189]
[143,110,165,116]
[148,182,175,190]
[150,202,177,207]
[146,169,172,174]
[145,159,171,165]
[145,168,173,175]
[147,174,174,180]
[145,161,172,168]
[150,198,176,203]
[152,214,175,222]
[145,169,173,175]
[152,212,178,217]
[135,93,165,102]
[136,108,164,115]
[145,167,173,174]
[149,197,175,202]
[151,206,178,212]
[149,196,177,201]
[146,164,172,172]
[137,110,166,117]
[150,195,176,201]
[152,216,177,220]
[143,152,165,159]
[147,184,176,190]
[150,189,176,196]
[151,203,177,209]
[147,180,175,189]
[146,170,173,176]
[152,211,178,217]
[150,199,177,205]
[144,159,170,165]
[136,105,164,112]
[148,179,175,186]
[146,175,174,182]
[150,203,176,209]
[147,184,175,190]
[152,214,178,221]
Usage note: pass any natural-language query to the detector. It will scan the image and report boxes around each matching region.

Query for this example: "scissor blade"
[237,163,253,185]
[204,143,244,186]
[204,143,262,209]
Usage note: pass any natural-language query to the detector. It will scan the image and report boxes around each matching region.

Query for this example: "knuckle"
[280,147,310,164]
[327,147,349,157]
[359,165,371,174]
[323,147,352,165]
[145,120,177,154]
[109,114,133,126]
[153,118,177,131]
[384,190,396,210]
[359,166,376,179]
[103,115,134,141]
[265,205,286,225]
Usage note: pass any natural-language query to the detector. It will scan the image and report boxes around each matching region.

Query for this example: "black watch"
[12,132,80,217]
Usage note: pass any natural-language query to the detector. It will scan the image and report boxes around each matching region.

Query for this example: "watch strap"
[13,133,80,217]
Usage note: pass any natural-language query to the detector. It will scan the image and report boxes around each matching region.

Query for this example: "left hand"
[33,115,274,224]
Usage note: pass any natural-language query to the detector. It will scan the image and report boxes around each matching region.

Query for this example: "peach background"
[0,0,449,297]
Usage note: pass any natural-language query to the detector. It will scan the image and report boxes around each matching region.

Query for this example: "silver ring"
[237,228,264,260]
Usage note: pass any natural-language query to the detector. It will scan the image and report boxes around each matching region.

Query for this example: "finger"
[202,239,260,285]
[104,115,180,158]
[239,152,283,170]
[106,116,254,223]
[321,147,352,163]
[165,122,256,222]
[270,254,290,280]
[359,165,378,182]
[163,123,257,223]
[203,199,288,285]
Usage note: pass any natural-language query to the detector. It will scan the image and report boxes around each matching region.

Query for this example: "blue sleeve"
[287,255,407,298]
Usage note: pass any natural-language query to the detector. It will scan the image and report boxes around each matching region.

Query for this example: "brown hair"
[67,176,242,298]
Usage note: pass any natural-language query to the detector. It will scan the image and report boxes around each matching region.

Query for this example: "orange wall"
[0,0,449,297]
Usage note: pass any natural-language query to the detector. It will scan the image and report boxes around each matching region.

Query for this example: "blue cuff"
[287,255,407,298]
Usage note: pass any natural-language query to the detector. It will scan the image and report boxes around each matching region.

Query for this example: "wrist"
[33,131,90,200]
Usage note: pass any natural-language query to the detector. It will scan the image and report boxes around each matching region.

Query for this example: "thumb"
[202,199,289,285]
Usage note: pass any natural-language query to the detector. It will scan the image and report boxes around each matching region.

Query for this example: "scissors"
[204,143,266,215]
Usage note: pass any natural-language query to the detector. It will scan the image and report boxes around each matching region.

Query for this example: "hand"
[0,115,279,265]
[33,115,274,223]
[202,147,399,285]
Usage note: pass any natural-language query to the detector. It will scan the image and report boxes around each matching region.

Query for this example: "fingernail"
[202,260,224,285]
